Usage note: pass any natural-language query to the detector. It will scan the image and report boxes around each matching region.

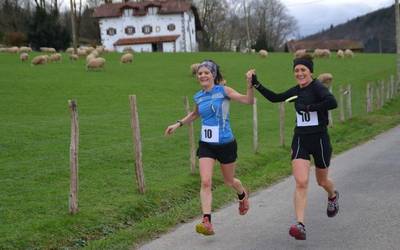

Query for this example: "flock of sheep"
[0,45,134,70]
[295,48,355,59]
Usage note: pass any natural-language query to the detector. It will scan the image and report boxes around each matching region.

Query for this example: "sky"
[281,0,394,37]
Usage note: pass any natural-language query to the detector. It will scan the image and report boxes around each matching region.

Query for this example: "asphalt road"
[140,126,400,250]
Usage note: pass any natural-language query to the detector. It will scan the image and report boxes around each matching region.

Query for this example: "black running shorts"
[197,139,237,164]
[291,132,332,168]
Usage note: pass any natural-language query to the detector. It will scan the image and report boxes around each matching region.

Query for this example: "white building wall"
[98,9,198,52]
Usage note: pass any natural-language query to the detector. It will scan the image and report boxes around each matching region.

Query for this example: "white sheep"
[77,48,87,57]
[86,53,97,63]
[337,49,344,59]
[31,55,47,65]
[19,46,32,53]
[259,49,268,58]
[66,48,74,54]
[20,52,29,62]
[190,63,200,76]
[317,73,333,88]
[69,54,79,61]
[120,53,133,64]
[86,57,106,71]
[6,47,19,53]
[344,49,354,58]
[294,49,307,59]
[49,53,62,62]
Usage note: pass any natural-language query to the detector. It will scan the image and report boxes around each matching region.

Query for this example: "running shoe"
[238,189,249,215]
[327,190,339,217]
[195,217,214,236]
[289,222,306,240]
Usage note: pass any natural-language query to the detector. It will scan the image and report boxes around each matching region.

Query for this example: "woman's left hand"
[246,69,256,88]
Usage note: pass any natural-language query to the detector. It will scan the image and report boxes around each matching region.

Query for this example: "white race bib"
[201,125,219,143]
[296,111,319,127]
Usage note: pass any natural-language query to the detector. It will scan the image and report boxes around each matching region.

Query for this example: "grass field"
[0,51,399,249]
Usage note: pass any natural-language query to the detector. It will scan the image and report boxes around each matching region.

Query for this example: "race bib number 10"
[201,125,219,143]
[296,111,319,127]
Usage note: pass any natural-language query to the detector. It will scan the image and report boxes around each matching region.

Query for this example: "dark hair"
[293,54,314,73]
[203,59,225,85]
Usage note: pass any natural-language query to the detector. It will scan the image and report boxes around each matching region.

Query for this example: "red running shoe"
[195,217,215,236]
[289,222,306,240]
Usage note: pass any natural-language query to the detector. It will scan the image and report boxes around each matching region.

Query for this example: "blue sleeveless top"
[194,85,234,144]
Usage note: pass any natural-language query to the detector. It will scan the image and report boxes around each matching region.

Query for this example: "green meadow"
[0,51,399,249]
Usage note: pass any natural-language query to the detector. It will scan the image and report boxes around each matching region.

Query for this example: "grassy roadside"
[84,97,400,250]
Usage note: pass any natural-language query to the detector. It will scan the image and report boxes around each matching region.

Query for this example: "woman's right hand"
[164,123,180,136]
[246,69,256,85]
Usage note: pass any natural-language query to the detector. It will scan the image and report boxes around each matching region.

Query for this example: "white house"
[93,0,201,52]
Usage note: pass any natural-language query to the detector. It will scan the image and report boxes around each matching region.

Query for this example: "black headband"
[293,58,314,73]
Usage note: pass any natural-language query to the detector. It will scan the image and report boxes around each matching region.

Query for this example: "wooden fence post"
[390,75,394,99]
[347,84,352,119]
[184,96,196,174]
[279,102,285,147]
[386,80,391,100]
[68,100,79,215]
[339,85,345,122]
[380,81,385,107]
[375,82,381,110]
[253,97,259,153]
[366,83,371,113]
[328,86,333,127]
[129,95,145,194]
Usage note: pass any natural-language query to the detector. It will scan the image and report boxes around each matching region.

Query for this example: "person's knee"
[296,179,308,189]
[201,178,212,189]
[317,178,329,188]
[223,178,235,187]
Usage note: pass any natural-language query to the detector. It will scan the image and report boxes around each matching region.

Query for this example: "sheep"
[66,48,75,54]
[20,52,29,62]
[85,47,95,54]
[317,73,333,88]
[31,55,47,65]
[90,50,99,57]
[40,47,56,53]
[69,54,79,61]
[120,53,133,64]
[49,53,62,62]
[86,57,106,71]
[6,47,19,53]
[251,49,256,54]
[0,48,6,52]
[337,49,344,59]
[190,63,200,76]
[86,53,97,63]
[344,49,354,58]
[77,48,87,57]
[294,49,307,59]
[259,49,268,58]
[313,49,330,59]
[19,46,32,53]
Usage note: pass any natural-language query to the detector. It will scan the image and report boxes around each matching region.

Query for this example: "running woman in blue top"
[165,60,255,236]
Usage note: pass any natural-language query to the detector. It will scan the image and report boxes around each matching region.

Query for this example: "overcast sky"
[281,0,394,37]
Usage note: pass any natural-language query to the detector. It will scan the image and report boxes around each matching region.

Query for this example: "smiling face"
[197,66,215,89]
[294,64,313,88]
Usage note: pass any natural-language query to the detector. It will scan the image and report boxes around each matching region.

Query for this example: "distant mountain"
[303,4,395,53]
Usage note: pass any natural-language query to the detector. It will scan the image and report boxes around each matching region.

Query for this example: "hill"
[304,5,395,53]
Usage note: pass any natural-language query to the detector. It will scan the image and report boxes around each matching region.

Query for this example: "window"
[125,26,135,35]
[123,9,133,17]
[155,26,161,32]
[167,24,176,31]
[106,28,116,36]
[142,25,152,34]
[148,7,158,15]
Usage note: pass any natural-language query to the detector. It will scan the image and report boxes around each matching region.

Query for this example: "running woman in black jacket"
[249,54,339,240]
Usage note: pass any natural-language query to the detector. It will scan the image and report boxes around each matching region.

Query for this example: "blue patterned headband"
[198,61,217,79]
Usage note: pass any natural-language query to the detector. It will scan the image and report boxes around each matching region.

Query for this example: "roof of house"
[113,35,180,46]
[286,39,364,52]
[93,0,202,30]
